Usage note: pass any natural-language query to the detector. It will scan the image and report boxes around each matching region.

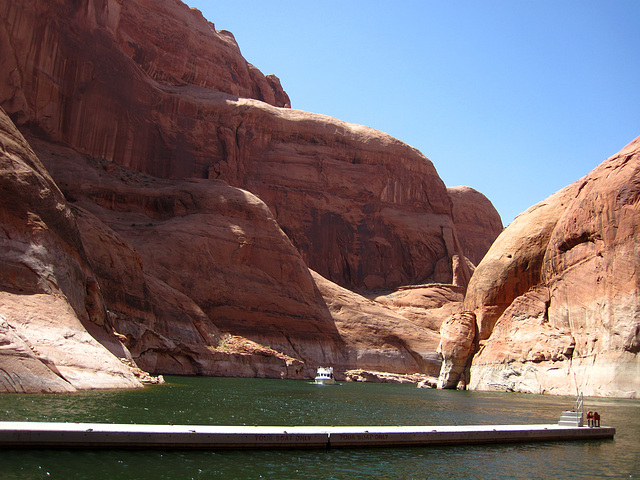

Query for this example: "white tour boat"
[313,367,336,385]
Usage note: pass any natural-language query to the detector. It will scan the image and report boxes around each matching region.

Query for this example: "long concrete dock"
[0,421,615,450]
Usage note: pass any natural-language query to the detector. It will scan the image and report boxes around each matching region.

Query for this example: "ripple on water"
[0,377,637,479]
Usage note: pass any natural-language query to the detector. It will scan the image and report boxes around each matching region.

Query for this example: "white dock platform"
[0,422,615,450]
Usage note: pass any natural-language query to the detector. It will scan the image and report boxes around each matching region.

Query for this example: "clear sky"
[185,1,639,226]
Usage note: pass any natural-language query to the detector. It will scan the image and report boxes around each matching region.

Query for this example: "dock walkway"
[0,421,615,450]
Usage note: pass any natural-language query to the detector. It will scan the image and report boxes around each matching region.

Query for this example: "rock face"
[31,135,346,378]
[447,186,503,266]
[312,272,446,377]
[0,107,144,393]
[0,0,504,391]
[0,0,499,292]
[27,127,463,382]
[0,0,289,117]
[464,184,579,342]
[372,284,465,335]
[437,311,476,389]
[466,137,640,398]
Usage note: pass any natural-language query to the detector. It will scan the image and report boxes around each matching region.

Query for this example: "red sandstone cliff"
[448,186,503,266]
[0,0,503,392]
[31,133,346,376]
[461,137,640,398]
[0,0,500,291]
[0,108,144,392]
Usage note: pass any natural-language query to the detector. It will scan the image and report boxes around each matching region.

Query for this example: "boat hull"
[313,377,336,385]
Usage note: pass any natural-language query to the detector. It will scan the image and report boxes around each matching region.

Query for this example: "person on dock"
[586,411,593,427]
[593,412,600,427]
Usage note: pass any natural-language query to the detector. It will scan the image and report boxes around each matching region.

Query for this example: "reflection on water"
[0,377,638,479]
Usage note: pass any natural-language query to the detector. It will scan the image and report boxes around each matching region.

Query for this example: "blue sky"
[186,1,639,225]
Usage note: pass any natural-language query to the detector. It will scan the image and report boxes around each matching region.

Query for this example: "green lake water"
[0,376,638,479]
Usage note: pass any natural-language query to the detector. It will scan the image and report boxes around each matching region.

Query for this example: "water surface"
[0,377,637,479]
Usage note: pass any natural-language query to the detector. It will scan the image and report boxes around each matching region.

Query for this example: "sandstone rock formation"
[344,370,436,384]
[311,271,445,377]
[464,184,579,342]
[0,0,500,292]
[27,130,468,382]
[0,107,143,393]
[30,134,346,378]
[370,283,466,352]
[374,282,465,317]
[465,136,640,398]
[0,0,504,391]
[448,186,503,266]
[437,311,476,389]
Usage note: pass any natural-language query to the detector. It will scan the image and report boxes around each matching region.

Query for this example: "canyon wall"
[464,137,640,398]
[31,133,347,377]
[448,186,504,266]
[2,0,633,398]
[5,0,634,399]
[0,108,144,392]
[0,0,502,292]
[0,0,502,391]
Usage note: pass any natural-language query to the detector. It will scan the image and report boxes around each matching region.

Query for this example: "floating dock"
[0,421,615,450]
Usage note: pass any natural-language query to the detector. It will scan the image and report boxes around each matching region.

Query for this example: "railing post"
[576,392,584,426]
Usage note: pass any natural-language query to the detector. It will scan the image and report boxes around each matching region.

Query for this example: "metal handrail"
[576,392,583,415]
